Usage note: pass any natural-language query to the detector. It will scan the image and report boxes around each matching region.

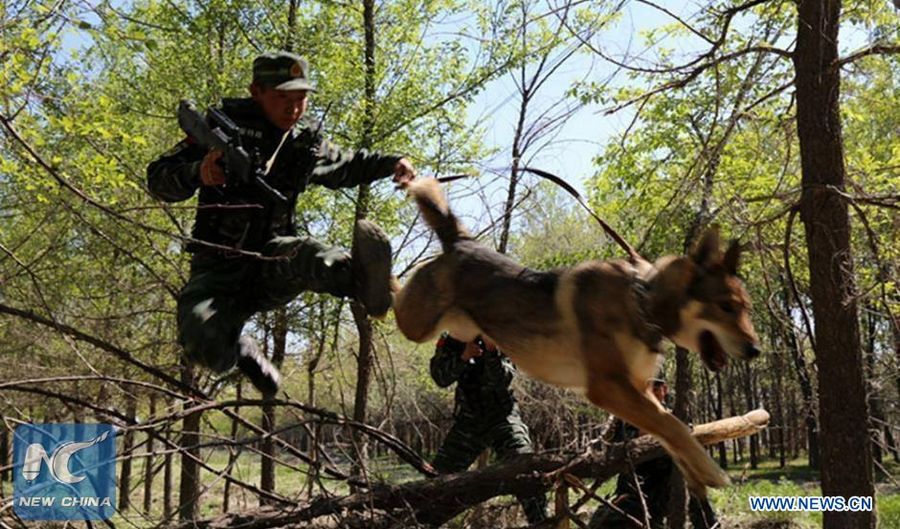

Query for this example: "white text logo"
[21,431,110,484]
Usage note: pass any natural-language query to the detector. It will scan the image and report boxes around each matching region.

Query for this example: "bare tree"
[497,0,601,254]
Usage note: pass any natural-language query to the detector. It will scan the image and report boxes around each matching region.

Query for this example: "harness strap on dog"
[435,168,644,264]
[520,166,644,264]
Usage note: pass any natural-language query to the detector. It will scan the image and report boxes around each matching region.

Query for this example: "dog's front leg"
[586,376,728,497]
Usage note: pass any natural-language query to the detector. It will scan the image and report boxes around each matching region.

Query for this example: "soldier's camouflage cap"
[253,51,316,92]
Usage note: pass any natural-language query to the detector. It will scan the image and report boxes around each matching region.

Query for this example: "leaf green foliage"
[840,56,900,319]
[588,30,797,258]
[512,182,614,268]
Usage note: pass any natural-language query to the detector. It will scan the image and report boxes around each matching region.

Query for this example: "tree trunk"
[305,302,330,497]
[715,373,727,468]
[890,313,900,462]
[885,425,900,463]
[347,0,380,486]
[742,363,759,469]
[179,363,202,521]
[164,428,173,519]
[794,1,874,526]
[118,394,137,511]
[667,346,691,529]
[498,3,554,256]
[144,393,157,514]
[498,72,527,255]
[0,427,8,483]
[261,310,287,503]
[260,407,276,497]
[223,382,242,512]
[788,388,800,460]
[284,0,299,52]
[894,314,900,417]
[773,348,786,468]
[728,389,740,464]
[862,307,884,465]
[780,274,820,469]
[350,298,374,481]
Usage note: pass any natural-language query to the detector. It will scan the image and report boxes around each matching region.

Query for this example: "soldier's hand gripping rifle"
[177,100,287,202]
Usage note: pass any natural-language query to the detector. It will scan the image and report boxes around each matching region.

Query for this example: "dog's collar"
[630,268,664,352]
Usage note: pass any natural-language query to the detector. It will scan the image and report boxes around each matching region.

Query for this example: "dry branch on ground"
[176,409,769,529]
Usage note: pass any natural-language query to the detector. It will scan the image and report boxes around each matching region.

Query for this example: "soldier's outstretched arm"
[307,134,403,190]
[147,138,207,202]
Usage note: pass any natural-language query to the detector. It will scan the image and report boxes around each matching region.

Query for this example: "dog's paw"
[684,477,710,499]
[674,448,729,497]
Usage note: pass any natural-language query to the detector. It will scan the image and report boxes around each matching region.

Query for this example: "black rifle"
[177,100,287,202]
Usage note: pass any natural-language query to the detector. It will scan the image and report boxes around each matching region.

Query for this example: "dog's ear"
[723,239,741,276]
[691,226,721,269]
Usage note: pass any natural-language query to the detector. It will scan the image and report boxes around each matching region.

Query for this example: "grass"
[549,457,900,529]
[704,457,900,528]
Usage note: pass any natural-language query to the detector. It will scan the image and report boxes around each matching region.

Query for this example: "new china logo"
[13,424,116,520]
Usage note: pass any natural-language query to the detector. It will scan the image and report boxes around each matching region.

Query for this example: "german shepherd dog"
[394,178,760,495]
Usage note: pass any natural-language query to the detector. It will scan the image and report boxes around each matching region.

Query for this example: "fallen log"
[177,409,769,529]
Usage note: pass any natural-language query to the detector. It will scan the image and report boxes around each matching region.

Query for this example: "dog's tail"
[405,179,469,252]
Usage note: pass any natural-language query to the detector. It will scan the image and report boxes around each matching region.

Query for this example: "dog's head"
[655,228,760,371]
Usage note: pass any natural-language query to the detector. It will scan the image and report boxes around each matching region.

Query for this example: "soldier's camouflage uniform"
[588,416,718,529]
[147,96,401,375]
[430,333,548,524]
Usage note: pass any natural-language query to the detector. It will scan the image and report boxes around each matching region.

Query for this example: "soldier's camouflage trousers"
[587,494,717,529]
[432,409,549,524]
[177,236,353,372]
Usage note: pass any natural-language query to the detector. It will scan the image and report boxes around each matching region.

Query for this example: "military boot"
[236,336,281,398]
[352,219,394,318]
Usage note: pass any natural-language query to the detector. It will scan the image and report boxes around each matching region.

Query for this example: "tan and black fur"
[394,178,761,496]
